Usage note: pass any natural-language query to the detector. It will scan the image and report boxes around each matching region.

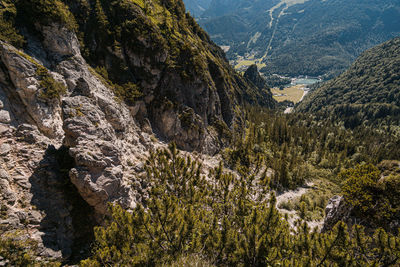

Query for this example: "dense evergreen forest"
[297,37,400,130]
[196,0,400,77]
[82,131,400,266]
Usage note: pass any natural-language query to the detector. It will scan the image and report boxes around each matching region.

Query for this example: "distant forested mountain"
[190,0,400,77]
[183,0,212,17]
[297,37,400,128]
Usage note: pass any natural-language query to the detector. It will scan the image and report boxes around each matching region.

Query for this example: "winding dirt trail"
[276,182,324,230]
[276,184,312,207]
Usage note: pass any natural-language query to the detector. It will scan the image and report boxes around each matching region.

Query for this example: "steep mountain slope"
[0,0,275,261]
[297,37,400,128]
[198,0,278,50]
[67,0,276,151]
[195,0,400,77]
[2,0,276,152]
[0,1,399,265]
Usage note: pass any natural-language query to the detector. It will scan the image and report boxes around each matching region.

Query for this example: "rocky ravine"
[0,23,159,260]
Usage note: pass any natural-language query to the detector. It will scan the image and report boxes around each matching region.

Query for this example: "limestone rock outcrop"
[321,196,353,232]
[0,25,151,259]
[322,194,400,234]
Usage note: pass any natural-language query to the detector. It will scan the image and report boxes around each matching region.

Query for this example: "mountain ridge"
[194,0,400,77]
[297,37,400,128]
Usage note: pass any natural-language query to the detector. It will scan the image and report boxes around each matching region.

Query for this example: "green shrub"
[0,0,25,47]
[114,82,142,105]
[16,0,78,31]
[0,232,60,266]
[93,66,142,105]
[82,145,400,266]
[341,164,380,213]
[341,164,400,229]
[15,50,66,101]
[36,65,66,101]
[0,237,36,266]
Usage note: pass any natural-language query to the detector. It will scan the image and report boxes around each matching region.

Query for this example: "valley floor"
[271,84,308,103]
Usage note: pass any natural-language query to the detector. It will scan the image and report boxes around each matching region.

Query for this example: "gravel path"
[276,182,324,231]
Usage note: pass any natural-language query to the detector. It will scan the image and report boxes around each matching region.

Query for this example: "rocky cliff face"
[63,0,275,153]
[243,64,275,109]
[0,0,274,262]
[0,26,152,259]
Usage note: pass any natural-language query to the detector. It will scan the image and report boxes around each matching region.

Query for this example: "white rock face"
[0,110,10,123]
[41,24,81,57]
[0,24,155,259]
[0,42,64,139]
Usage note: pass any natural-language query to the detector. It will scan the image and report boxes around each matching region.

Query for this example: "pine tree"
[81,145,400,266]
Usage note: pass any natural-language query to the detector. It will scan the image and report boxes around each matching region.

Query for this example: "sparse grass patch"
[278,200,294,210]
[73,105,84,117]
[271,84,305,103]
[150,135,158,142]
[235,59,266,70]
[0,231,61,266]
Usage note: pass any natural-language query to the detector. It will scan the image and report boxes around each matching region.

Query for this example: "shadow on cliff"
[29,145,96,263]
